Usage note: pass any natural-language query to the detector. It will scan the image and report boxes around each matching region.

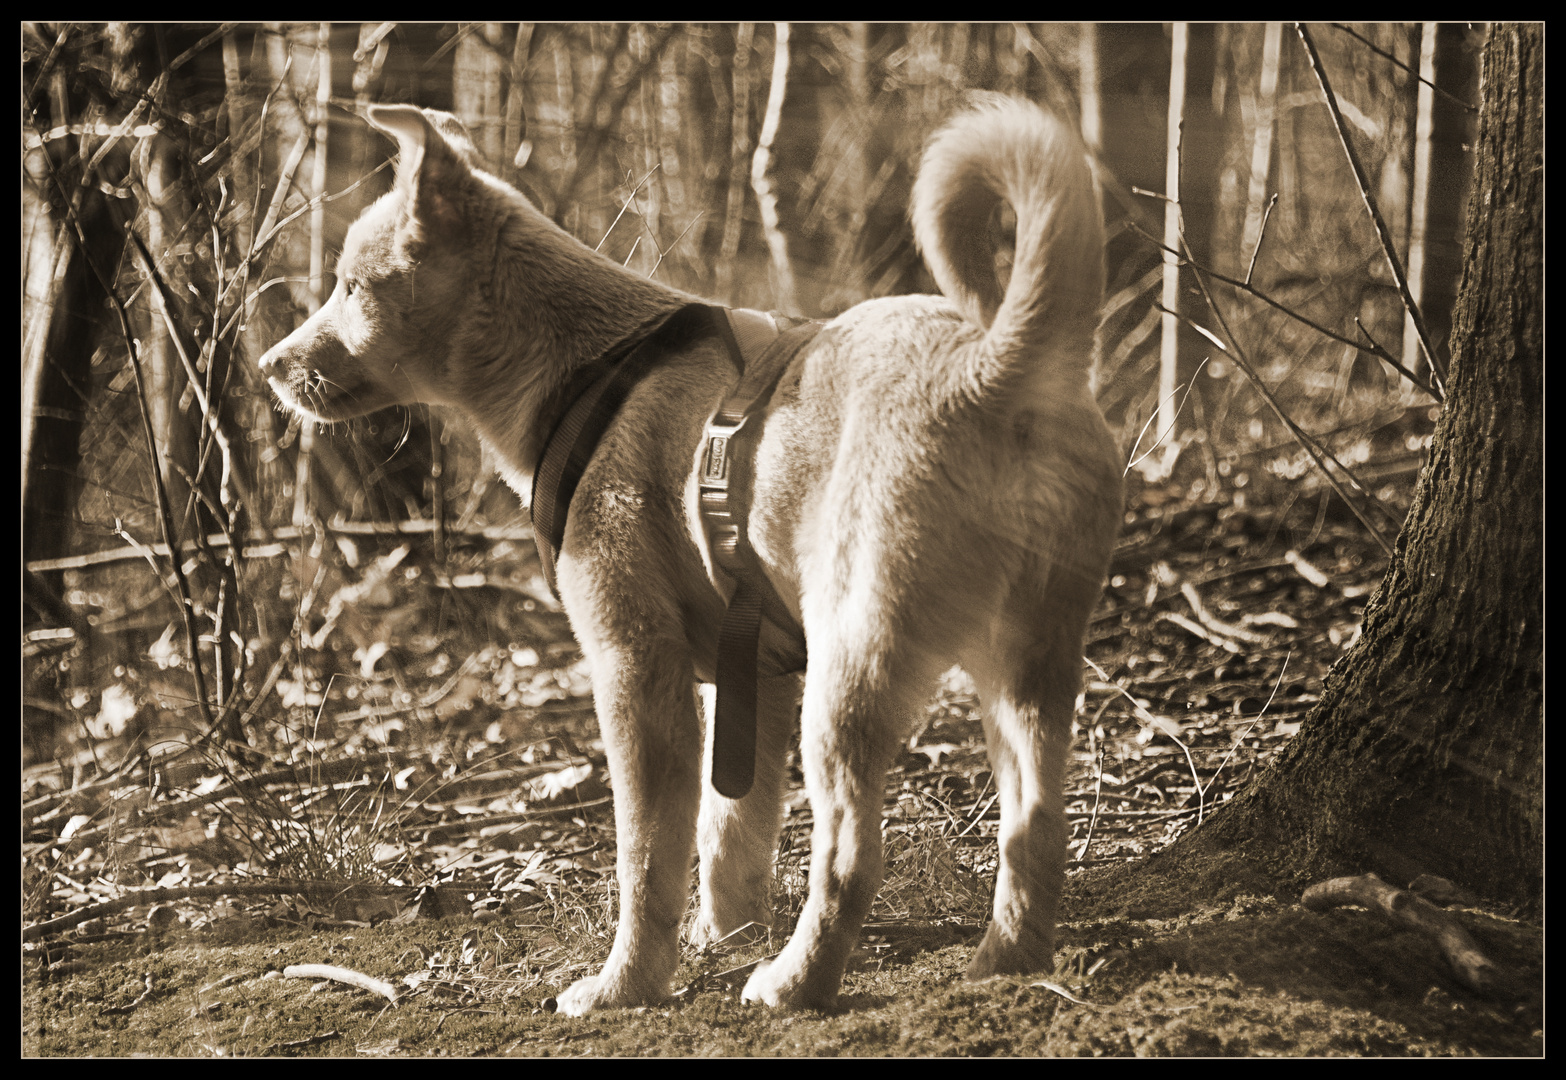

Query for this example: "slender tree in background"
[752,22,797,313]
[1153,22,1188,476]
[1187,23,1541,913]
[1404,22,1439,381]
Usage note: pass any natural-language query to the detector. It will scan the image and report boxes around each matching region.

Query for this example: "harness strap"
[530,303,717,598]
[700,319,821,797]
[528,300,820,801]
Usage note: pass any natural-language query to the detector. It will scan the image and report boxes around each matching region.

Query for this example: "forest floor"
[23,455,1543,1056]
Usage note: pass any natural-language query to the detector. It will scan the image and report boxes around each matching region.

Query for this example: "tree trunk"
[1187,23,1541,914]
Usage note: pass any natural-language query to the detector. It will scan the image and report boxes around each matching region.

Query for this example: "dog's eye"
[342,278,358,297]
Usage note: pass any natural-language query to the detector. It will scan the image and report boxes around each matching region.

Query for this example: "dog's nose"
[257,346,281,378]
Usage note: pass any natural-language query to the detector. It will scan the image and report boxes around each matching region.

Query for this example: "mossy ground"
[23,870,1541,1057]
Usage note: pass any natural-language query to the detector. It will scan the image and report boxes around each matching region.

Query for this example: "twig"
[1124,359,1208,475]
[1079,748,1106,860]
[1160,263,1399,559]
[1295,23,1445,391]
[100,973,156,1015]
[650,211,707,279]
[1302,873,1501,995]
[1205,653,1289,793]
[1083,657,1208,823]
[1028,979,1106,1010]
[265,1031,341,1053]
[1283,549,1331,588]
[1133,224,1441,403]
[1328,23,1476,113]
[166,24,239,74]
[715,22,756,303]
[594,163,661,253]
[1157,24,1188,457]
[752,23,798,312]
[25,519,533,574]
[124,228,260,527]
[1244,193,1276,286]
[958,785,998,840]
[283,963,402,1005]
[222,161,391,324]
[553,24,678,215]
[24,880,403,942]
[353,22,397,62]
[24,24,71,109]
[1161,611,1242,654]
[1241,23,1283,282]
[1156,300,1400,518]
[1179,581,1270,645]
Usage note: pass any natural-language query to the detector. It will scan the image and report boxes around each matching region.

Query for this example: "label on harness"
[701,430,734,487]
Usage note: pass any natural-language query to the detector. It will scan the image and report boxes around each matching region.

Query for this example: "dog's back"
[751,96,1120,638]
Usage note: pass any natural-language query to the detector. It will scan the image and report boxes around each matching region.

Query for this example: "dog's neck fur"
[452,173,694,503]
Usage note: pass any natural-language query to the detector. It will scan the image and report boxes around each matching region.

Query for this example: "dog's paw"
[740,958,838,1011]
[740,958,783,1006]
[690,916,769,950]
[553,975,605,1016]
[554,974,653,1016]
[964,923,1053,981]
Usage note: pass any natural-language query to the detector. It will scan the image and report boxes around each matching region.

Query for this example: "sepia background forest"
[23,24,1540,1056]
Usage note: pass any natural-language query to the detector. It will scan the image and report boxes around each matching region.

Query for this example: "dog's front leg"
[693,673,800,945]
[555,647,703,1015]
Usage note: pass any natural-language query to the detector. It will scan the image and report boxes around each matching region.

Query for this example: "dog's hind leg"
[961,569,1102,980]
[693,673,799,945]
[740,625,939,1010]
[555,643,703,1015]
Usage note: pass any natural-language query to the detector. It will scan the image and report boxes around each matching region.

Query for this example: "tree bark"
[1187,23,1541,914]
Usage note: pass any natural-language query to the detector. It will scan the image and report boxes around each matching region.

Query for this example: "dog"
[259,94,1122,1013]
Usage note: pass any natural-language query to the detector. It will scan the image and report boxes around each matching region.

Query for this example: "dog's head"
[257,106,497,422]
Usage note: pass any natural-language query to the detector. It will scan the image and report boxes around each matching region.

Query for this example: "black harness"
[530,302,821,798]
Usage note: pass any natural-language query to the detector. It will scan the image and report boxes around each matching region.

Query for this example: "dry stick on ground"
[283,963,402,1004]
[24,519,533,573]
[23,880,445,942]
[1302,873,1502,995]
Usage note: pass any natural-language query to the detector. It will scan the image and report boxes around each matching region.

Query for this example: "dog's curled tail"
[912,95,1104,397]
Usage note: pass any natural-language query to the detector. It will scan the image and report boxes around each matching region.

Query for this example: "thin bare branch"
[1329,22,1476,112]
[1178,256,1398,560]
[1295,23,1445,391]
[1130,223,1442,404]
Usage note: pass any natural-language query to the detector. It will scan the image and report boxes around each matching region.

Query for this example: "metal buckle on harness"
[698,415,747,574]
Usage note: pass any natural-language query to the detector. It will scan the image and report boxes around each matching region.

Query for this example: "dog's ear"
[365,104,472,252]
